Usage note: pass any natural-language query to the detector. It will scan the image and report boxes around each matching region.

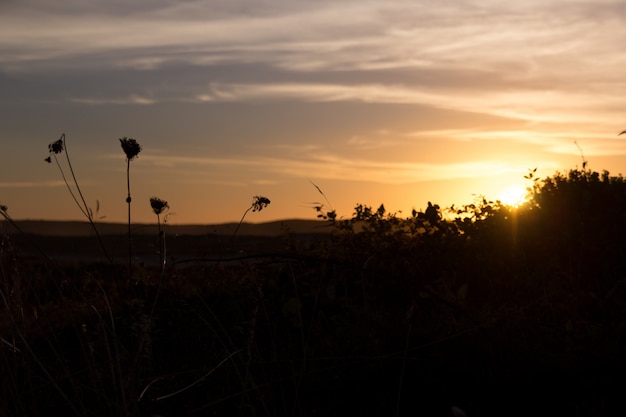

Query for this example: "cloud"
[3,1,625,75]
[191,81,626,125]
[269,154,529,184]
[124,149,533,185]
[2,0,625,127]
[69,94,157,105]
[448,128,626,156]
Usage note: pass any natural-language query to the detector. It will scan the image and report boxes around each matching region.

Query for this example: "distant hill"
[1,219,334,237]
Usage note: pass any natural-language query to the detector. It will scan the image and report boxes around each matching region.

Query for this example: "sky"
[1,0,626,225]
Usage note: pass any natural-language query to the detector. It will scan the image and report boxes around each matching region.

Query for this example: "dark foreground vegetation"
[2,168,626,417]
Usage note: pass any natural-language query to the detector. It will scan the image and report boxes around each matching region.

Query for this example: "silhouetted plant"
[526,167,626,286]
[574,141,588,169]
[44,133,113,264]
[149,196,169,273]
[120,136,142,161]
[150,196,168,216]
[251,195,271,212]
[231,195,271,240]
[0,204,15,230]
[421,201,441,224]
[120,136,142,284]
[309,180,337,223]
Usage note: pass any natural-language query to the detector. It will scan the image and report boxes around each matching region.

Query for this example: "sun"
[497,184,528,207]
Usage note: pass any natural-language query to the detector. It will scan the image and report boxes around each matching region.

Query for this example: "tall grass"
[2,134,284,416]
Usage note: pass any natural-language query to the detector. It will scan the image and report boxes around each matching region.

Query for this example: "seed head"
[251,195,271,212]
[150,197,169,215]
[119,137,142,160]
[0,204,7,212]
[48,138,64,154]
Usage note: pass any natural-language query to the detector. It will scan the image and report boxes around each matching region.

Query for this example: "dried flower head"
[251,195,271,212]
[48,137,64,154]
[149,197,169,215]
[119,137,142,160]
[0,203,7,212]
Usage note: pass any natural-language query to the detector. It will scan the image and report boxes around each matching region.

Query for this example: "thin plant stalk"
[215,196,269,266]
[231,206,253,241]
[157,212,166,273]
[126,157,132,282]
[46,133,113,265]
[146,349,243,402]
[119,137,142,287]
[52,151,89,219]
[231,195,271,241]
[149,197,169,275]
[309,180,337,223]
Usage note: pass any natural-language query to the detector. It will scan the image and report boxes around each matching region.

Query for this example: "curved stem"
[62,134,90,219]
[232,206,252,241]
[54,135,113,265]
[54,154,89,219]
[157,214,166,274]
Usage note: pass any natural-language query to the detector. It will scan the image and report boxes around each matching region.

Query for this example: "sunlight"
[497,184,528,207]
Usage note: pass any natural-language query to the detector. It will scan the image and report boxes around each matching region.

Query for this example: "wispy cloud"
[4,1,625,79]
[451,129,626,156]
[2,0,625,125]
[70,95,156,105]
[191,81,626,125]
[123,150,535,185]
[53,78,626,127]
[270,154,532,184]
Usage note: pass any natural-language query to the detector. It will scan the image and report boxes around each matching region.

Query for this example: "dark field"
[10,230,325,265]
[3,170,626,417]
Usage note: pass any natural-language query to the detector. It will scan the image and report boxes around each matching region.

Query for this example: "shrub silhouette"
[524,168,626,289]
[313,167,626,367]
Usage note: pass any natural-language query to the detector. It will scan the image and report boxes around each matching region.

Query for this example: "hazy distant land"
[2,219,333,237]
[2,219,334,264]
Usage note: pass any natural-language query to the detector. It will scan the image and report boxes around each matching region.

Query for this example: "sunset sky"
[1,0,626,225]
